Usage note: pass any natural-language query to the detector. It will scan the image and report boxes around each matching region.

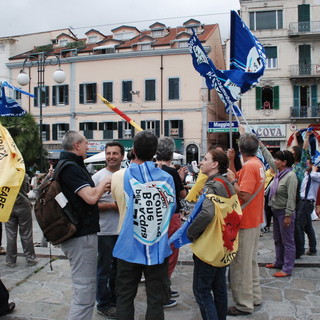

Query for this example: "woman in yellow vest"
[187,149,240,320]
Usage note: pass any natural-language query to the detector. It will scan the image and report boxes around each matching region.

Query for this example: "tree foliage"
[0,113,43,173]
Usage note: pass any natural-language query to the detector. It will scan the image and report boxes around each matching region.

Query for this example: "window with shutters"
[256,86,279,110]
[52,85,69,106]
[79,122,97,139]
[265,47,277,69]
[249,10,283,30]
[79,83,97,104]
[122,80,132,102]
[41,124,50,141]
[118,121,135,139]
[169,78,179,100]
[103,82,113,102]
[145,79,156,101]
[164,120,183,138]
[99,122,117,139]
[52,123,69,140]
[34,86,49,107]
[140,120,160,136]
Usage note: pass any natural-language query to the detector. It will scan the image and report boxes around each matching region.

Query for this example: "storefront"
[250,124,287,155]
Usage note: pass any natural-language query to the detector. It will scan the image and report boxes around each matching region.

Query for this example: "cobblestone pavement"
[0,212,319,319]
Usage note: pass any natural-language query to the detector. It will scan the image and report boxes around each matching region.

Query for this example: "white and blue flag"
[188,10,266,116]
[0,81,34,117]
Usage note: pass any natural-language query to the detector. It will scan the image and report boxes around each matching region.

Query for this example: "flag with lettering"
[0,123,25,222]
[188,10,265,115]
[113,161,176,265]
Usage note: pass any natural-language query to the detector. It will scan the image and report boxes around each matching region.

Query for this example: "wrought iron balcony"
[290,105,320,119]
[289,21,320,35]
[289,64,320,78]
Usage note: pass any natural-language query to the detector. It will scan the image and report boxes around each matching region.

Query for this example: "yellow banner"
[191,193,242,267]
[0,123,25,222]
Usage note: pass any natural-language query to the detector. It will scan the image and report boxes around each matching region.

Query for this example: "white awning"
[93,45,115,50]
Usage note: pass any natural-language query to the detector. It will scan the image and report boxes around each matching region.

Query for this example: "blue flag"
[169,194,206,249]
[188,10,265,116]
[0,81,33,117]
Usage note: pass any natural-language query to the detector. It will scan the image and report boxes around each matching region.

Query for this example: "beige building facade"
[6,20,228,163]
[239,0,320,152]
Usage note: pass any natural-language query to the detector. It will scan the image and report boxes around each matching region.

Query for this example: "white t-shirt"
[92,168,119,236]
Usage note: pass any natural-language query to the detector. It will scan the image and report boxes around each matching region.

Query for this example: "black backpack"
[34,160,79,245]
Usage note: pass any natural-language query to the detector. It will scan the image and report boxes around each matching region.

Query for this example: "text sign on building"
[250,124,286,138]
[208,121,239,133]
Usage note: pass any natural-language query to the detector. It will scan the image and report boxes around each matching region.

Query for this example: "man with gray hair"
[58,131,111,320]
[226,132,265,316]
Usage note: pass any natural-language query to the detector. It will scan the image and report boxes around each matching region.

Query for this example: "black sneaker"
[306,250,317,256]
[163,300,177,308]
[170,290,179,297]
[97,306,117,319]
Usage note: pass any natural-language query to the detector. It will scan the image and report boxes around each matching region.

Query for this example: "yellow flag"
[185,171,207,202]
[0,123,25,222]
[191,193,242,267]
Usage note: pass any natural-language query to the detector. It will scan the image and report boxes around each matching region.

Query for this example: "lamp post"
[17,52,66,172]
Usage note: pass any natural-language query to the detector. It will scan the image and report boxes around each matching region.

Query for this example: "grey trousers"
[5,203,36,264]
[61,234,98,320]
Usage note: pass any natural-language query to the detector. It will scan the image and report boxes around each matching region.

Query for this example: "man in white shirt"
[295,159,320,258]
[92,142,124,318]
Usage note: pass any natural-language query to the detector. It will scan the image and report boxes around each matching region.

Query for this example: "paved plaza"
[0,211,320,320]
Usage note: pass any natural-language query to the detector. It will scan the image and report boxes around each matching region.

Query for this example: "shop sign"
[250,124,286,138]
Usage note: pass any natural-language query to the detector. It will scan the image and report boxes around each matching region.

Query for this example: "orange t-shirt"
[237,157,265,229]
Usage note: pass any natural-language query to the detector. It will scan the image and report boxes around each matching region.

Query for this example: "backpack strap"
[52,160,75,182]
[212,177,232,198]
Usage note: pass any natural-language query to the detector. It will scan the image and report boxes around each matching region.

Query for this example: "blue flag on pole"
[0,81,33,117]
[188,10,265,116]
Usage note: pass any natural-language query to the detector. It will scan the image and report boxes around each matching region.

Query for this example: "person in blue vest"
[112,130,176,320]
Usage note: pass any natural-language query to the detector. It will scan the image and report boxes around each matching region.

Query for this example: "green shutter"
[311,85,317,106]
[79,84,84,104]
[34,87,38,107]
[164,120,169,136]
[293,86,300,107]
[140,121,146,130]
[256,87,262,109]
[118,121,123,139]
[178,120,183,138]
[92,84,97,103]
[45,86,49,106]
[65,85,69,105]
[298,4,310,22]
[52,124,57,140]
[273,86,279,109]
[52,86,56,106]
[155,120,160,137]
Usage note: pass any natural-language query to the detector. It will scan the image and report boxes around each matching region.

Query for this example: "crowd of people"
[0,126,319,320]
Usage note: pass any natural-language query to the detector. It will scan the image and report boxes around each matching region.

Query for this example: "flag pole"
[229,105,233,149]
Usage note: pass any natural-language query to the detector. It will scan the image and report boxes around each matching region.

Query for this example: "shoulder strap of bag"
[241,181,264,210]
[53,160,75,182]
[212,177,232,198]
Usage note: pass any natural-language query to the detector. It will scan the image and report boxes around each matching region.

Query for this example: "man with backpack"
[58,131,111,320]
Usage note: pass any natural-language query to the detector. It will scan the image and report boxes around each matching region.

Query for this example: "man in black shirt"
[58,131,111,320]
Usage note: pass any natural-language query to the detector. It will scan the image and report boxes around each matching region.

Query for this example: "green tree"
[0,113,46,174]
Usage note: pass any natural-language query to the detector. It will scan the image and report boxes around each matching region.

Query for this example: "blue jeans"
[193,254,227,320]
[96,235,118,311]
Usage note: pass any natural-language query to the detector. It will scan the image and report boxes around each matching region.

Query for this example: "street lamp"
[17,52,66,172]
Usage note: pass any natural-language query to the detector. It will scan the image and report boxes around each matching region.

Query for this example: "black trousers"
[116,258,169,320]
[0,279,10,316]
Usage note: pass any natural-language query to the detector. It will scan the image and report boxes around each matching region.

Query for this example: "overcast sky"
[1,0,240,41]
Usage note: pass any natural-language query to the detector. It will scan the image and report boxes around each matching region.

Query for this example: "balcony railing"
[289,64,320,77]
[290,105,320,118]
[289,21,320,35]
